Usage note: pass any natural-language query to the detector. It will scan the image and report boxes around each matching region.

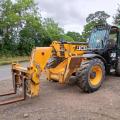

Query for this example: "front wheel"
[76,58,105,93]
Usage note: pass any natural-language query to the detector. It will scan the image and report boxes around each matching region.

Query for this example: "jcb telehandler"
[0,24,120,105]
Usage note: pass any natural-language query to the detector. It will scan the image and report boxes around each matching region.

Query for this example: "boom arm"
[0,41,87,105]
[12,47,53,97]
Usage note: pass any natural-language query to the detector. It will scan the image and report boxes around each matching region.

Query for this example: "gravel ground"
[0,74,120,120]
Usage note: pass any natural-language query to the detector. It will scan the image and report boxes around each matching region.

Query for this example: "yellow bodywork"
[51,41,86,57]
[12,41,88,97]
[30,47,52,71]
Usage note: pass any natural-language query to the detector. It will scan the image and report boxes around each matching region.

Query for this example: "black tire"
[76,58,105,93]
[115,57,120,76]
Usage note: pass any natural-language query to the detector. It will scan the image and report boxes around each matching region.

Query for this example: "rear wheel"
[76,58,105,93]
[115,57,120,76]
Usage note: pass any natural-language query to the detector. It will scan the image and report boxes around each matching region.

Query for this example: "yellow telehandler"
[0,25,120,105]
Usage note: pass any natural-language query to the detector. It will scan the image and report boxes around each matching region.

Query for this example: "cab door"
[117,31,120,56]
[106,29,118,68]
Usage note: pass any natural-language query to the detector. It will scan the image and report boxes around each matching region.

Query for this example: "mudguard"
[81,53,107,64]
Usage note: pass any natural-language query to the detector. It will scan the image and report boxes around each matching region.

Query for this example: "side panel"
[64,56,82,82]
[81,53,106,63]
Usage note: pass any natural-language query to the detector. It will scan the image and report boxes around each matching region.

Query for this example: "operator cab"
[88,25,120,72]
[88,25,119,50]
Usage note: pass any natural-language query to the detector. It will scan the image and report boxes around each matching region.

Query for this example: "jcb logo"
[76,46,88,50]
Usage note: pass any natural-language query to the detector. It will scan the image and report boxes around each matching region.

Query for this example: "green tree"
[60,35,74,42]
[81,21,97,41]
[43,18,64,41]
[82,11,110,41]
[0,0,79,56]
[0,0,44,55]
[0,0,18,55]
[66,32,81,41]
[114,5,120,25]
[86,11,110,24]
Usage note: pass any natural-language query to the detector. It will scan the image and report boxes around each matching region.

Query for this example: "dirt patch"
[0,74,120,120]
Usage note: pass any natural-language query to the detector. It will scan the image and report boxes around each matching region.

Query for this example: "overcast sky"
[38,0,120,33]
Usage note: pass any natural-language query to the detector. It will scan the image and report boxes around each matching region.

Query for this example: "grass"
[0,56,29,65]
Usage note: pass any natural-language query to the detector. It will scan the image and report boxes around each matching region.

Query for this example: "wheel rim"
[89,65,102,86]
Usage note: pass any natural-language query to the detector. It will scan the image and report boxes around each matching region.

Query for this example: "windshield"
[89,28,108,49]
